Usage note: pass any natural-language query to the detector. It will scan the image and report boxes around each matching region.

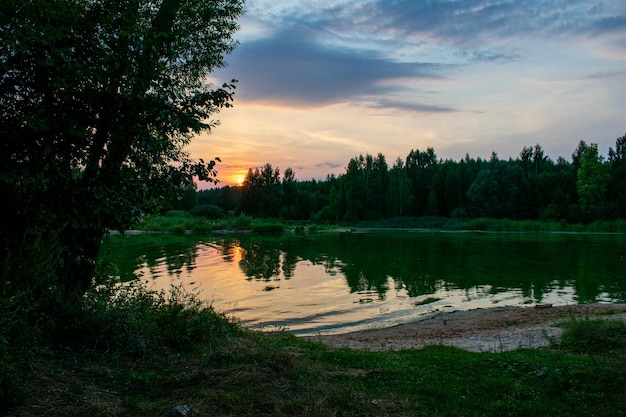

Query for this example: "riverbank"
[6,296,626,416]
[307,303,626,352]
[132,213,626,235]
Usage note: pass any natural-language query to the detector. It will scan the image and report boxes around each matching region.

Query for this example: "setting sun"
[236,176,245,187]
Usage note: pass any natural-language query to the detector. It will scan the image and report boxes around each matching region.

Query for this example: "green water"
[100,230,626,335]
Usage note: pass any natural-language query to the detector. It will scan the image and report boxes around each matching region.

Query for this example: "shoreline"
[304,303,626,352]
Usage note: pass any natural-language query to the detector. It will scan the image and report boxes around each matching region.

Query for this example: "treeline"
[183,135,626,224]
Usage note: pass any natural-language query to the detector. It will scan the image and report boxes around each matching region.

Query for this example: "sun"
[236,176,245,187]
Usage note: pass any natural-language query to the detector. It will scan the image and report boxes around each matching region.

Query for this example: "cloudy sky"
[191,0,626,187]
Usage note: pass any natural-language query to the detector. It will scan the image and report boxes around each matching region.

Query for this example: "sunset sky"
[190,0,626,188]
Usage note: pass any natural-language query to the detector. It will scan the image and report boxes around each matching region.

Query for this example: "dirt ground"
[305,304,626,352]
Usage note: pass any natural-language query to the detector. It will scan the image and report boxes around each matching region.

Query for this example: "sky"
[190,0,626,187]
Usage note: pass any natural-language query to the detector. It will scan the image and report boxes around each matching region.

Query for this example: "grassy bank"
[133,212,626,234]
[357,216,626,233]
[4,273,626,416]
[5,221,626,415]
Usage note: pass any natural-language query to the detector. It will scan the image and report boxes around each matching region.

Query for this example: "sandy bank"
[304,304,626,352]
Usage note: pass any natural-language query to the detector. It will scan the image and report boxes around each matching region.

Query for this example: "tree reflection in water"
[102,231,626,305]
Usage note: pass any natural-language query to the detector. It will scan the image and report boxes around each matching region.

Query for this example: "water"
[100,230,626,336]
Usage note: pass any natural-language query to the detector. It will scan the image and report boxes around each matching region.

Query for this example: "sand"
[304,304,626,352]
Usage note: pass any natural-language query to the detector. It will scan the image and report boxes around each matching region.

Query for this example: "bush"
[0,292,34,407]
[189,204,225,219]
[80,272,242,355]
[463,217,493,231]
[560,316,626,354]
[251,224,284,234]
[0,233,65,407]
[231,214,252,230]
[163,210,191,218]
[1,248,243,407]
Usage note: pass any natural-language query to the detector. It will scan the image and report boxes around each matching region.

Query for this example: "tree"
[238,164,283,217]
[343,156,367,221]
[1,0,244,295]
[387,158,413,217]
[607,134,626,218]
[405,147,438,216]
[280,167,297,219]
[366,153,388,219]
[467,156,521,218]
[577,143,610,221]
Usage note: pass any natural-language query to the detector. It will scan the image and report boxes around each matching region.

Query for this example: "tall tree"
[343,156,367,221]
[1,0,244,294]
[387,158,413,217]
[577,143,610,221]
[607,134,626,218]
[467,155,522,218]
[280,167,297,219]
[405,147,438,216]
[366,153,388,219]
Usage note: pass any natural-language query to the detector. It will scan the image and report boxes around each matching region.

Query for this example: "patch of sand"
[305,304,626,352]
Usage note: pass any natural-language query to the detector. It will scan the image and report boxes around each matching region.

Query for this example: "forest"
[189,135,626,224]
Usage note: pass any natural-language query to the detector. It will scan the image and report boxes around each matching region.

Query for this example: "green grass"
[134,212,626,235]
[5,276,626,417]
[358,216,626,233]
[558,315,626,354]
[135,212,253,233]
[134,213,341,235]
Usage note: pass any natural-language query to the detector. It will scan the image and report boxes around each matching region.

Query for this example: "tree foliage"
[577,143,610,221]
[213,135,626,225]
[1,0,244,294]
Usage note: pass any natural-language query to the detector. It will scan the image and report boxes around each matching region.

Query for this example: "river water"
[100,230,626,336]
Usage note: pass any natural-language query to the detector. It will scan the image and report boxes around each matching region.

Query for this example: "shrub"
[231,214,252,230]
[189,204,225,219]
[463,217,493,231]
[560,316,626,354]
[80,271,242,355]
[251,224,284,234]
[163,210,192,218]
[0,233,65,406]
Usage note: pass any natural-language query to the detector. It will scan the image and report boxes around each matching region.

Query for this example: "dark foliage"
[223,137,626,224]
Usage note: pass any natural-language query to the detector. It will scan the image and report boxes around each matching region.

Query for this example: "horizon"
[189,0,626,188]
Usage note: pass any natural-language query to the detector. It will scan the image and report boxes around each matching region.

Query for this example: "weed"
[251,223,284,234]
[231,214,253,230]
[559,315,626,354]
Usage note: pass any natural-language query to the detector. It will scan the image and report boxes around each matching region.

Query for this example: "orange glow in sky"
[192,0,626,189]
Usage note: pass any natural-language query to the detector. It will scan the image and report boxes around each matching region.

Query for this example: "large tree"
[577,143,610,221]
[1,0,244,294]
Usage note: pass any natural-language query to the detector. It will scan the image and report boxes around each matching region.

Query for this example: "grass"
[5,272,626,417]
[133,212,344,235]
[6,218,626,415]
[131,211,626,236]
[358,216,626,233]
[558,314,626,354]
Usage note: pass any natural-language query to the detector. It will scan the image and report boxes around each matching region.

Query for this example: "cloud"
[367,98,457,114]
[223,29,447,107]
[213,0,626,122]
[583,70,626,80]
[315,161,343,169]
[457,49,520,63]
[318,1,626,45]
[534,70,626,83]
[586,14,626,36]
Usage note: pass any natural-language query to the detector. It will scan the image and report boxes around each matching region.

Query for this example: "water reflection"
[101,231,626,334]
